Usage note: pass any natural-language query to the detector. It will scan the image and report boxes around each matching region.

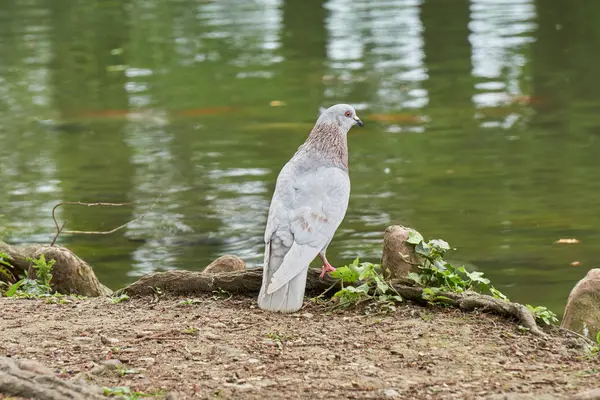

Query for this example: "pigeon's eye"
[344,111,352,117]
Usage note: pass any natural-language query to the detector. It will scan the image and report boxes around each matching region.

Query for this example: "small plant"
[103,386,164,399]
[329,258,402,312]
[114,365,138,377]
[266,330,286,351]
[178,298,202,306]
[0,251,15,283]
[3,254,56,298]
[183,327,198,335]
[212,288,232,301]
[405,231,559,326]
[405,231,509,303]
[110,294,130,304]
[526,305,558,326]
[583,327,600,358]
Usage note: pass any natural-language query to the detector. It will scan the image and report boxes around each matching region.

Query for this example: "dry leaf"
[570,261,581,267]
[270,100,286,107]
[554,238,580,244]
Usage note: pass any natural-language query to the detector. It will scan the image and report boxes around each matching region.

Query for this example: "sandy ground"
[1,295,599,400]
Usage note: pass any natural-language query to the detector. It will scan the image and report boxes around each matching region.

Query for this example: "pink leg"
[318,253,336,279]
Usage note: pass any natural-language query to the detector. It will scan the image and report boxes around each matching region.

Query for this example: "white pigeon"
[257,104,364,313]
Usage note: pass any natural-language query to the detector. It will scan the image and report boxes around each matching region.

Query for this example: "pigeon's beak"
[353,115,364,127]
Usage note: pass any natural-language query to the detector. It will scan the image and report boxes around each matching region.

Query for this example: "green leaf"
[358,263,376,281]
[490,287,509,301]
[407,230,424,245]
[407,272,422,286]
[354,283,370,294]
[375,279,389,294]
[596,331,600,345]
[5,279,24,297]
[434,260,449,271]
[415,241,432,257]
[330,266,359,283]
[462,268,490,285]
[429,239,450,252]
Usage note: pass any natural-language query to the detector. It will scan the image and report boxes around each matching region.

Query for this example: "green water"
[1,0,600,315]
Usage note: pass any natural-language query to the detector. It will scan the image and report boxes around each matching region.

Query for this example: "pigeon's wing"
[265,165,350,294]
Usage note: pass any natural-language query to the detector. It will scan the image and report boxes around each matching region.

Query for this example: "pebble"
[100,335,120,345]
[224,382,254,391]
[383,388,400,398]
[203,331,221,341]
[574,388,600,400]
[73,336,94,344]
[101,359,122,368]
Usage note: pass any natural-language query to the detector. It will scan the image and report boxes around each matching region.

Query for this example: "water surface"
[1,0,600,315]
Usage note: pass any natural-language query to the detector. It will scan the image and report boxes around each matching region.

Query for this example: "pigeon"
[258,104,364,313]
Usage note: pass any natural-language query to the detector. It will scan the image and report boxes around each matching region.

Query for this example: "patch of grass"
[103,386,166,399]
[266,330,286,351]
[178,298,202,306]
[110,294,130,304]
[211,288,232,301]
[114,364,138,377]
[183,327,198,335]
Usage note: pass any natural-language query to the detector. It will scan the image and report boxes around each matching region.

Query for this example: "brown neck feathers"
[302,122,348,169]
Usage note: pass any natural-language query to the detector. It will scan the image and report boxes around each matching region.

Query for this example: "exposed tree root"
[0,357,105,400]
[119,268,545,336]
[0,241,112,297]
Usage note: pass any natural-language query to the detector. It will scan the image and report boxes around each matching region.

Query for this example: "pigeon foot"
[318,254,336,279]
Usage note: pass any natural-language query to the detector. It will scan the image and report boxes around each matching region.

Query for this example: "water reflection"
[470,0,537,128]
[1,0,600,314]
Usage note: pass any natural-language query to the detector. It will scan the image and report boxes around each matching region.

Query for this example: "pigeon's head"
[318,104,364,132]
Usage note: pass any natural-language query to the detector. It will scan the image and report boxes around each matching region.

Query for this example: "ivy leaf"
[375,278,389,294]
[358,263,376,281]
[407,230,424,245]
[459,267,490,285]
[407,272,422,286]
[415,241,432,257]
[330,266,359,283]
[354,283,371,295]
[490,287,509,302]
[429,239,450,252]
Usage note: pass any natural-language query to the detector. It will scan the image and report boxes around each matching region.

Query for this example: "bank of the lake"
[1,296,599,400]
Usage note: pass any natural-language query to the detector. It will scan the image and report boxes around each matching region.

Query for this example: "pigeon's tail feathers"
[257,268,308,313]
[258,242,315,313]
[266,243,317,294]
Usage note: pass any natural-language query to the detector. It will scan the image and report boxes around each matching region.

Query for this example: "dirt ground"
[1,295,599,400]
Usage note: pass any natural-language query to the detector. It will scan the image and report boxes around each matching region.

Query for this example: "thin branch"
[50,197,161,246]
[50,221,66,247]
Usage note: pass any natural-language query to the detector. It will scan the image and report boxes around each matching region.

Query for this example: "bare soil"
[1,296,599,400]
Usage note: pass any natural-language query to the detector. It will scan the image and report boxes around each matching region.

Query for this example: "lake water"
[1,0,599,316]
